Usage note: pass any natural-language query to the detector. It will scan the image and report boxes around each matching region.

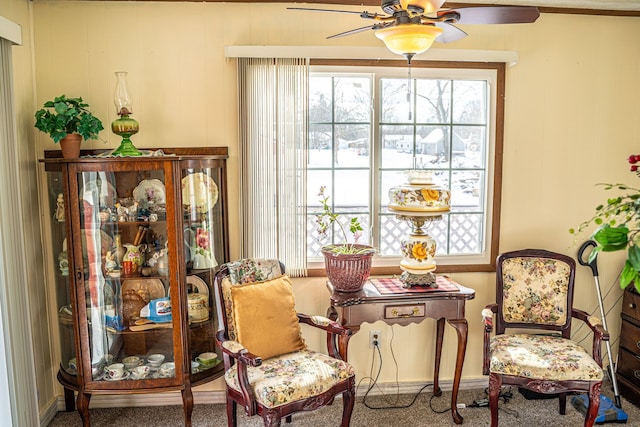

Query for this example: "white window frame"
[306,60,504,274]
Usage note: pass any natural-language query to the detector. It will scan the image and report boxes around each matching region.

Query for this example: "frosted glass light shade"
[114,71,133,116]
[375,24,443,57]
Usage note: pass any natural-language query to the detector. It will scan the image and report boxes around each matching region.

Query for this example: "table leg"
[447,318,468,425]
[182,384,194,427]
[76,392,91,427]
[327,305,357,362]
[433,318,446,397]
[63,387,75,411]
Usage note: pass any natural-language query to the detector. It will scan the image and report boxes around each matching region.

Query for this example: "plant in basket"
[570,154,640,292]
[316,186,375,292]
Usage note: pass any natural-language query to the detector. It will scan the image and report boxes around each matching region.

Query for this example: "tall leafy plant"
[570,154,640,292]
[34,95,104,143]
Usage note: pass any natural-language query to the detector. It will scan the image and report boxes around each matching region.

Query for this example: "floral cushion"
[227,259,283,284]
[501,257,571,326]
[489,334,603,381]
[225,349,354,409]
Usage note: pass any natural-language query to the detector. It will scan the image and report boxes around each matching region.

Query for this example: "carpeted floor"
[48,386,639,426]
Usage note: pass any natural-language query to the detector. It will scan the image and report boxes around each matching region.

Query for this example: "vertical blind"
[237,58,309,276]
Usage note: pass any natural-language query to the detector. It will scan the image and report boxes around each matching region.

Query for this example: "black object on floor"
[518,387,558,400]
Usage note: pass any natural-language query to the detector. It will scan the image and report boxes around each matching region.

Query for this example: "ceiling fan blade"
[287,7,387,20]
[327,24,384,39]
[433,22,468,43]
[438,6,540,25]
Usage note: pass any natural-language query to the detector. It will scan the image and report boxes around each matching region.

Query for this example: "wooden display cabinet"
[617,286,640,407]
[40,147,229,426]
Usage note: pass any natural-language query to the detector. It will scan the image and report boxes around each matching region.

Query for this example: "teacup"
[160,362,175,377]
[131,365,150,379]
[105,363,125,380]
[191,361,199,372]
[123,355,142,370]
[196,352,218,367]
[147,353,165,368]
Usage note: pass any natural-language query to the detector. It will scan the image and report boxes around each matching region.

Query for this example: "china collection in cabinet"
[40,147,229,427]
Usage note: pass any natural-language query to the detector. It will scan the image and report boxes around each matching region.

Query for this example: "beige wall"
[18,0,640,417]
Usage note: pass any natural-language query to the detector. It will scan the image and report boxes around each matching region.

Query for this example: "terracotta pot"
[322,244,375,293]
[59,133,82,158]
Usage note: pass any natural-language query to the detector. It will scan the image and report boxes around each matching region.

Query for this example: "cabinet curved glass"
[41,148,229,427]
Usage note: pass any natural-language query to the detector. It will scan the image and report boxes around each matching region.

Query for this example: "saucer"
[199,359,221,370]
[104,371,130,381]
[130,374,149,380]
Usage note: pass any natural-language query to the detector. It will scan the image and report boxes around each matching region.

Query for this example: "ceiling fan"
[288,0,540,62]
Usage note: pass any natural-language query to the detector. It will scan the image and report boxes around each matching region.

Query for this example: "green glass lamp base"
[112,138,143,157]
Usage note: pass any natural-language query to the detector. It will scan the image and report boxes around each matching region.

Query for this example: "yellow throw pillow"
[230,275,306,359]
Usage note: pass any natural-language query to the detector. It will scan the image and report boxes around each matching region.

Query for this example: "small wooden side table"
[327,277,475,424]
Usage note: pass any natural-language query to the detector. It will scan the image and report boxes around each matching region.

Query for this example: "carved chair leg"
[285,415,292,423]
[488,373,501,427]
[226,394,237,427]
[559,392,567,415]
[584,382,602,427]
[262,409,282,427]
[341,378,356,427]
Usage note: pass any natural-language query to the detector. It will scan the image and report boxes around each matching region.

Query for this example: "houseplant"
[316,186,375,292]
[570,154,640,292]
[34,95,104,158]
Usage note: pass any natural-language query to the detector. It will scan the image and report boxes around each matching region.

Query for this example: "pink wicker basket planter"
[322,244,375,293]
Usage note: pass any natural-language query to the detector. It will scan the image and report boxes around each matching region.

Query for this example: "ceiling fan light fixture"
[375,24,443,57]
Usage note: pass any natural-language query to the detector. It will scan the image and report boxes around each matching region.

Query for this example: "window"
[306,61,504,273]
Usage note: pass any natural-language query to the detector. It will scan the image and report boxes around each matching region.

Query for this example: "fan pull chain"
[407,62,412,121]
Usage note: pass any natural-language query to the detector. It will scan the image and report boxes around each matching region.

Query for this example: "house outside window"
[306,61,504,273]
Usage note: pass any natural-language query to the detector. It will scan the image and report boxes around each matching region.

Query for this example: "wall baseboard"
[40,377,488,425]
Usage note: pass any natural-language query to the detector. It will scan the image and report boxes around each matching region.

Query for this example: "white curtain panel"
[238,58,308,276]
[0,35,38,426]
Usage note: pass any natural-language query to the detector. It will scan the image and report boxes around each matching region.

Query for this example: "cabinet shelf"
[41,148,229,427]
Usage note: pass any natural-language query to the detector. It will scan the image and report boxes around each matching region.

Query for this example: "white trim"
[44,377,488,422]
[225,46,519,66]
[0,16,22,46]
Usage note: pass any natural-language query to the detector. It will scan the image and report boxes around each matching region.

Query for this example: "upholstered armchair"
[213,259,356,427]
[482,249,608,427]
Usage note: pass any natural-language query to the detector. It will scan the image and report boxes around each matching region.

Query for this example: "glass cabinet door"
[181,162,226,378]
[47,171,77,376]
[73,166,178,382]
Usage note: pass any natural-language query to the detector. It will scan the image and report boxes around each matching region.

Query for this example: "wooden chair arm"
[216,331,263,367]
[215,331,261,415]
[482,304,498,376]
[297,313,352,360]
[298,314,351,336]
[572,308,610,366]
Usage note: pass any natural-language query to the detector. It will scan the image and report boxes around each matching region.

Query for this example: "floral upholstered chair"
[213,259,355,427]
[482,249,608,427]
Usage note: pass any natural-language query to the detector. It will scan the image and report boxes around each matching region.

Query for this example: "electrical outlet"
[369,330,381,348]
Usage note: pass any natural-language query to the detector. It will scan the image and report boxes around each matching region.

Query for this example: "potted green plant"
[34,95,104,158]
[316,186,375,292]
[570,154,640,292]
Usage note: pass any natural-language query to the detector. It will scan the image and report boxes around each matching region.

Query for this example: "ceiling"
[210,0,640,15]
[58,0,640,15]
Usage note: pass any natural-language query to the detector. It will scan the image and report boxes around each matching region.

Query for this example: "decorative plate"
[182,173,218,214]
[186,275,209,296]
[133,179,166,205]
[121,278,166,301]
